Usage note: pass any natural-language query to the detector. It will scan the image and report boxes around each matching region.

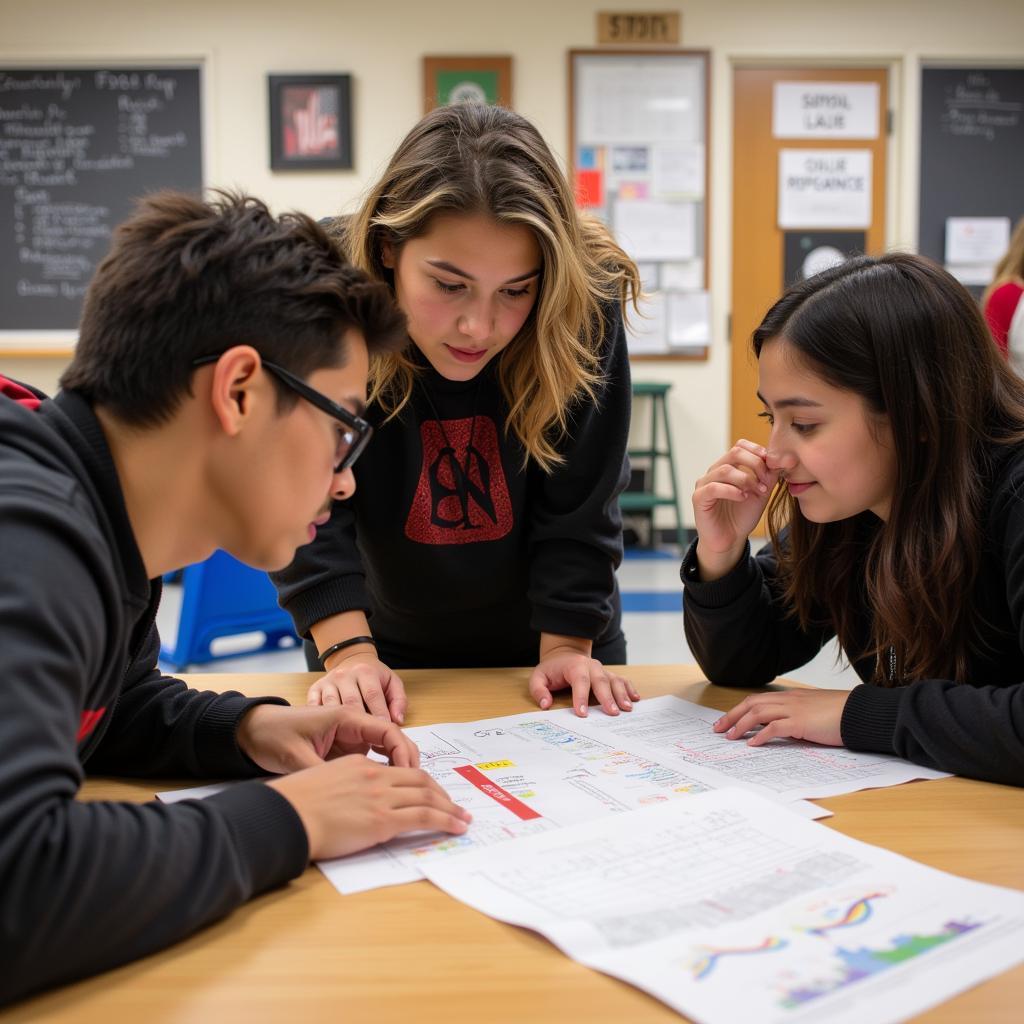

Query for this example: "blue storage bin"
[159,550,297,670]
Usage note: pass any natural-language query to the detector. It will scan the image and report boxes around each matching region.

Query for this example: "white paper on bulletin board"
[778,149,872,229]
[660,260,703,291]
[625,291,669,354]
[635,262,660,291]
[667,290,710,347]
[614,200,696,261]
[576,58,702,144]
[571,50,709,360]
[652,142,704,199]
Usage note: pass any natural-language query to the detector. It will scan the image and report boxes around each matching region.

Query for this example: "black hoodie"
[273,303,632,668]
[682,443,1024,786]
[0,386,308,1005]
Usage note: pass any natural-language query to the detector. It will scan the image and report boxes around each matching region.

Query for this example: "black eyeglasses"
[192,355,373,473]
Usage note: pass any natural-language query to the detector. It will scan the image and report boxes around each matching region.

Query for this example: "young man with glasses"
[0,191,470,1006]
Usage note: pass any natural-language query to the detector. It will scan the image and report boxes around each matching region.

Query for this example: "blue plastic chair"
[159,550,298,670]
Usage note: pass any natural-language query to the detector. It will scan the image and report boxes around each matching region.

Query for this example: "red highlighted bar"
[453,765,541,821]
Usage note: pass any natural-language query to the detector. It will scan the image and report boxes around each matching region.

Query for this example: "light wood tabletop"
[5,665,1023,1023]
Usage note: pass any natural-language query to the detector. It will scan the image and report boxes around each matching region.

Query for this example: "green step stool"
[621,380,686,548]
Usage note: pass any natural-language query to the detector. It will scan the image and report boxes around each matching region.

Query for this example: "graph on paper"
[424,789,1024,1024]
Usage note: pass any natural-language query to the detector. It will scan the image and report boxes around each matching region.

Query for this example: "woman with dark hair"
[683,252,1024,786]
[274,103,641,721]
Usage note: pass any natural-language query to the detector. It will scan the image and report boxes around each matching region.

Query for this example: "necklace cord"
[420,378,482,491]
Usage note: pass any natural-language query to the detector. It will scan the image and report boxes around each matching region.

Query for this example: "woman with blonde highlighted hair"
[274,104,641,723]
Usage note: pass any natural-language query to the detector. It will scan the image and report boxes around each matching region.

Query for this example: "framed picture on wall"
[422,56,512,113]
[268,73,352,170]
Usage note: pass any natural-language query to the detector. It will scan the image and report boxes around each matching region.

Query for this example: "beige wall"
[2,0,1023,524]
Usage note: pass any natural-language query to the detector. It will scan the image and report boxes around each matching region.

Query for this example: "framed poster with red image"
[269,74,352,170]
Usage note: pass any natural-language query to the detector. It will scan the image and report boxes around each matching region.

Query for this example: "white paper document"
[317,696,947,895]
[667,290,711,347]
[614,199,697,261]
[571,695,948,801]
[635,261,660,292]
[424,788,1024,1024]
[660,259,704,291]
[652,142,705,199]
[157,696,946,899]
[946,263,997,287]
[773,81,880,139]
[945,216,1011,265]
[778,149,872,229]
[576,58,702,144]
[625,290,669,354]
[157,782,230,803]
[319,698,838,895]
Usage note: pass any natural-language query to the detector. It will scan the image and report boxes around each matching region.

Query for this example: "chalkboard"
[0,67,202,336]
[918,67,1024,282]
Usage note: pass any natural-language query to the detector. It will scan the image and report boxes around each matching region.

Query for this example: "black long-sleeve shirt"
[274,304,632,668]
[0,388,309,1005]
[682,444,1024,786]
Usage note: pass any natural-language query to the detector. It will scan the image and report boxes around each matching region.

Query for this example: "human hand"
[528,649,640,717]
[712,689,850,747]
[236,702,419,773]
[306,652,408,724]
[692,439,780,579]
[268,755,472,860]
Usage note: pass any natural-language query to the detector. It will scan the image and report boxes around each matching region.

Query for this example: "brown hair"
[753,252,1024,684]
[61,190,406,426]
[343,103,640,471]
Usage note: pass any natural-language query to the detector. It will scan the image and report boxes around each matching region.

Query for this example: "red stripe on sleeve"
[0,376,42,410]
[77,709,106,742]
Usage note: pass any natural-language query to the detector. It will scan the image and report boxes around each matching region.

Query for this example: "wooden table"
[5,666,1023,1023]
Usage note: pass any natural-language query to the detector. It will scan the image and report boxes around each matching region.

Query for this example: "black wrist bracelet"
[318,635,376,667]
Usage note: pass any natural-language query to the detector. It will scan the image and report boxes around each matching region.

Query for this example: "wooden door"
[730,67,889,481]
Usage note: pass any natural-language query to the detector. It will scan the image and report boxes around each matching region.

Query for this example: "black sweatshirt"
[0,388,309,1006]
[682,444,1024,787]
[274,305,631,668]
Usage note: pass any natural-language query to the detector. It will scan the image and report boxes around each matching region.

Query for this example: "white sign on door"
[773,82,880,139]
[778,149,872,229]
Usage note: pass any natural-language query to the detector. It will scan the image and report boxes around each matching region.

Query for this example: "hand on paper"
[238,705,471,860]
[692,439,781,580]
[307,652,408,724]
[236,702,419,771]
[713,689,849,747]
[528,645,640,718]
[268,756,472,860]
